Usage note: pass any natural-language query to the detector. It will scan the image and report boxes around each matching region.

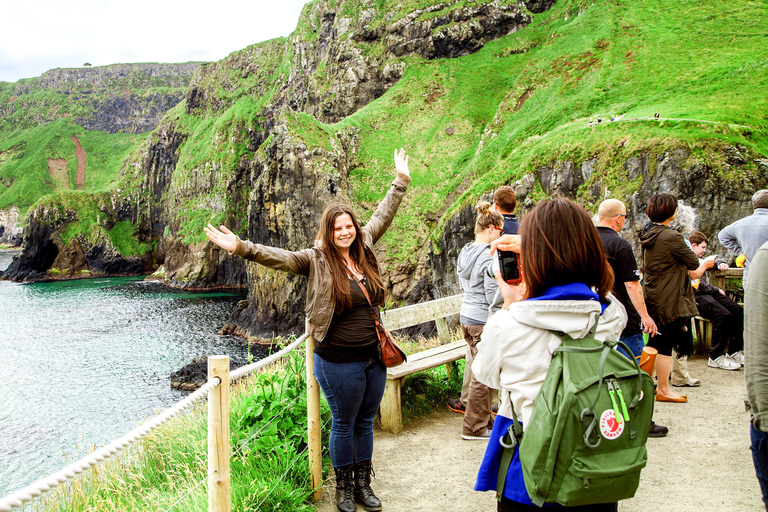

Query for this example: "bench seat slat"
[387,340,465,380]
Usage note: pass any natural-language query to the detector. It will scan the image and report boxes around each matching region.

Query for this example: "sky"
[0,0,310,83]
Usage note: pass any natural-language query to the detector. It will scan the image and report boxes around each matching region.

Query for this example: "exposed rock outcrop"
[0,193,152,281]
[1,63,200,134]
[0,208,22,246]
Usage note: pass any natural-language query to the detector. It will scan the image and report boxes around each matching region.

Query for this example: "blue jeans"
[313,353,387,467]
[620,332,645,359]
[751,422,768,510]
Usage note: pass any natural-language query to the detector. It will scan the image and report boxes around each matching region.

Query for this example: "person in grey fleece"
[456,201,504,440]
[745,240,768,509]
[719,189,768,286]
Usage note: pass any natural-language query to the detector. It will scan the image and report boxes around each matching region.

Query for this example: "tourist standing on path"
[204,148,412,512]
[447,187,519,415]
[596,199,658,356]
[596,199,668,438]
[639,193,714,403]
[455,201,505,440]
[473,198,625,511]
[688,231,744,370]
[719,189,768,286]
[745,240,768,510]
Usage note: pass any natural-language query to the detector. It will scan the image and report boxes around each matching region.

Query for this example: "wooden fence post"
[208,356,231,512]
[306,336,323,500]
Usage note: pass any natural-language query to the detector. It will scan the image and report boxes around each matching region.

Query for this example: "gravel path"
[315,356,762,511]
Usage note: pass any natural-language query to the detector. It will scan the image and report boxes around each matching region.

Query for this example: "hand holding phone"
[496,249,522,284]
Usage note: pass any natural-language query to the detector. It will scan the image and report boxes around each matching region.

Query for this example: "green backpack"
[497,320,656,507]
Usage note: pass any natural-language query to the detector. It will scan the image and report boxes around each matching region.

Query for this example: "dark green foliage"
[400,359,464,421]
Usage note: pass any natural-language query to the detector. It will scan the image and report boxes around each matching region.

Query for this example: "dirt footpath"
[315,356,763,512]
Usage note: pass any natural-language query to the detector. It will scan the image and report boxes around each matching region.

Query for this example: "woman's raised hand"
[204,224,238,252]
[394,147,410,178]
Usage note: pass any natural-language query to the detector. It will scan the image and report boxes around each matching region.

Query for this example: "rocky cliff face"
[107,0,539,339]
[1,63,200,134]
[7,0,767,345]
[0,208,22,246]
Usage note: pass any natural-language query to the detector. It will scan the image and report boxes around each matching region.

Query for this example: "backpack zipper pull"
[607,380,624,424]
[616,384,631,423]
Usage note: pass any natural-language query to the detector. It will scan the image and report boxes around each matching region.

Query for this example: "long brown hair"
[520,198,614,301]
[317,203,384,311]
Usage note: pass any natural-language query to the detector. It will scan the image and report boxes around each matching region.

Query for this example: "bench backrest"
[380,294,463,344]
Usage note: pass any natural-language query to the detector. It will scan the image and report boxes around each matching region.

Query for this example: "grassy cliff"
[3,0,767,278]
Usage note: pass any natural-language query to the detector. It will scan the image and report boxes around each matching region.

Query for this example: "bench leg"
[380,378,403,435]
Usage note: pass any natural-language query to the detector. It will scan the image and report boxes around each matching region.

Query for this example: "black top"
[502,214,519,235]
[597,226,642,336]
[315,277,381,363]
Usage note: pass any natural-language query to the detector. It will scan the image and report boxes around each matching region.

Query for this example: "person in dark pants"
[688,231,744,370]
[205,148,412,512]
[639,194,714,403]
[745,240,768,510]
[597,199,668,438]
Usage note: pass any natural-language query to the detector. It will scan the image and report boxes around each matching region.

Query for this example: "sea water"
[0,250,266,497]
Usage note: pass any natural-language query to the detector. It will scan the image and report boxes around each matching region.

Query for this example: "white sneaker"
[728,351,745,366]
[708,355,741,370]
[462,430,492,441]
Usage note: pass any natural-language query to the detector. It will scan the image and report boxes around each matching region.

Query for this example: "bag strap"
[349,273,385,334]
[496,397,523,502]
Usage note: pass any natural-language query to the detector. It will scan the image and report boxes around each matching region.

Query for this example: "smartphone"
[496,249,522,284]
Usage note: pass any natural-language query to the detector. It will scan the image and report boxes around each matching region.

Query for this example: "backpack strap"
[496,394,524,502]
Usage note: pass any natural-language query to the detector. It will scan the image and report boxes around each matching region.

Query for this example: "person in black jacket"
[688,231,744,370]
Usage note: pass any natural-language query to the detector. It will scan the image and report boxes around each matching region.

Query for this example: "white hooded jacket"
[472,294,627,428]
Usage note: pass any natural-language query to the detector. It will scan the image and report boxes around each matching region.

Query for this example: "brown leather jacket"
[230,174,411,342]
[639,223,700,324]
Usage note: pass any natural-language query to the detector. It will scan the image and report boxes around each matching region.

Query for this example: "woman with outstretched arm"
[204,149,411,512]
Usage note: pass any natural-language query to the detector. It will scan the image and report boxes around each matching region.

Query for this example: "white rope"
[0,377,221,512]
[0,333,309,512]
[229,333,307,382]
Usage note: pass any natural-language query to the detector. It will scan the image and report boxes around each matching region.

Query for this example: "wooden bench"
[379,294,464,434]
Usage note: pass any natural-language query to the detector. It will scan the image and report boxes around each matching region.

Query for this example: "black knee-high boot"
[354,460,382,511]
[334,465,356,512]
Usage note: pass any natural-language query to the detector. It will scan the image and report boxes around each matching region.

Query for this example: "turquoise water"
[0,250,265,497]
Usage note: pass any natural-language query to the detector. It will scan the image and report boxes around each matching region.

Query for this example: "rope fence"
[0,333,310,512]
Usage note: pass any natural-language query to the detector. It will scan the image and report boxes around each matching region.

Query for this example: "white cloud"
[0,0,309,82]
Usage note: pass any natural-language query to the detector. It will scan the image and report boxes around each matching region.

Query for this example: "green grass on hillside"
[312,0,768,263]
[0,121,145,214]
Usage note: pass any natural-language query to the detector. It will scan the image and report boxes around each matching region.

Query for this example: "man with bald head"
[597,199,659,354]
[598,199,667,437]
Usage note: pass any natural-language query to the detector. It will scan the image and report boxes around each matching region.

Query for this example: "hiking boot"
[708,355,741,370]
[462,430,492,440]
[729,351,745,366]
[334,465,355,512]
[354,460,382,512]
[446,397,466,414]
[648,421,669,438]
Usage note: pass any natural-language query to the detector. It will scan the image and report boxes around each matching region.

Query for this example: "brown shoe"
[446,397,466,414]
